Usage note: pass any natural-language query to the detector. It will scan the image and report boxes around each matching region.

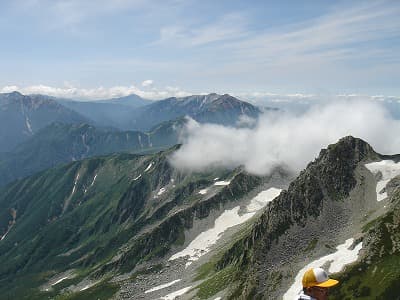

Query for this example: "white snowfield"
[246,187,282,212]
[160,286,192,300]
[365,160,400,201]
[169,188,282,267]
[283,238,362,300]
[145,279,181,294]
[214,180,231,186]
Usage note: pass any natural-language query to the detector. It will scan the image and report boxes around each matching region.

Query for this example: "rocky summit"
[0,136,399,299]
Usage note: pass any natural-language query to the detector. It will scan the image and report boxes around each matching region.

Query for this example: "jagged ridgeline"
[214,137,400,299]
[1,137,399,300]
[0,144,290,299]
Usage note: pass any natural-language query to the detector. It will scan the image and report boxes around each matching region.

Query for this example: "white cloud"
[141,79,154,87]
[0,83,192,100]
[170,100,400,175]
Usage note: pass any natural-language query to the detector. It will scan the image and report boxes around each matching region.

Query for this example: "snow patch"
[246,187,282,212]
[133,174,142,181]
[283,238,362,300]
[365,160,400,201]
[157,187,166,196]
[25,117,33,133]
[145,279,181,294]
[160,286,192,300]
[80,284,94,291]
[1,231,8,241]
[214,180,230,186]
[198,189,208,195]
[71,173,80,196]
[169,188,281,267]
[85,174,98,193]
[144,162,153,172]
[52,276,69,286]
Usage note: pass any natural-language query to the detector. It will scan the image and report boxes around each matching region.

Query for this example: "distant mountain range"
[0,91,264,185]
[57,93,263,131]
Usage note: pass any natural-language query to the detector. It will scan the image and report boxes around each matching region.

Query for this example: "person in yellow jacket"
[295,267,339,300]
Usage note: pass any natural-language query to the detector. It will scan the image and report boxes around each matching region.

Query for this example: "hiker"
[295,267,339,300]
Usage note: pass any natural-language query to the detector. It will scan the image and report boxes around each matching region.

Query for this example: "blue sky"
[0,0,399,99]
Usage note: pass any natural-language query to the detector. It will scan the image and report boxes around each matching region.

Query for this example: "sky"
[0,0,400,100]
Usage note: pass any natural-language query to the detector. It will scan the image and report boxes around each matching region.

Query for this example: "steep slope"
[198,136,400,299]
[0,122,181,186]
[0,146,292,300]
[0,92,88,152]
[129,93,262,131]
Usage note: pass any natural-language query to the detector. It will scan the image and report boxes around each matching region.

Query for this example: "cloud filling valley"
[170,100,400,175]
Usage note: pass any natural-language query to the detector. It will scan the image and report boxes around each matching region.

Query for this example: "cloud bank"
[0,83,191,100]
[170,100,400,175]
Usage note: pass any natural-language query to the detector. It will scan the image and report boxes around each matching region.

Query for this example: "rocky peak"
[217,137,379,287]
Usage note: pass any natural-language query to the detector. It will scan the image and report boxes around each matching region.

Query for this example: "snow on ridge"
[283,238,362,300]
[145,279,181,294]
[169,187,281,267]
[144,162,153,172]
[214,180,230,186]
[160,286,192,300]
[133,174,142,181]
[365,160,400,201]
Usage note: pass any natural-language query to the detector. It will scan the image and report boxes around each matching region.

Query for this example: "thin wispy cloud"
[157,13,248,47]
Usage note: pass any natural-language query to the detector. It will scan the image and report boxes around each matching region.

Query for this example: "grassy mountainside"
[0,145,279,299]
[330,187,400,299]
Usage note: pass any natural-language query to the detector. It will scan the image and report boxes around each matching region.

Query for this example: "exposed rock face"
[217,136,379,299]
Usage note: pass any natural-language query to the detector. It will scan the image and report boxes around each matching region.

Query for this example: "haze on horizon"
[1,0,400,100]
